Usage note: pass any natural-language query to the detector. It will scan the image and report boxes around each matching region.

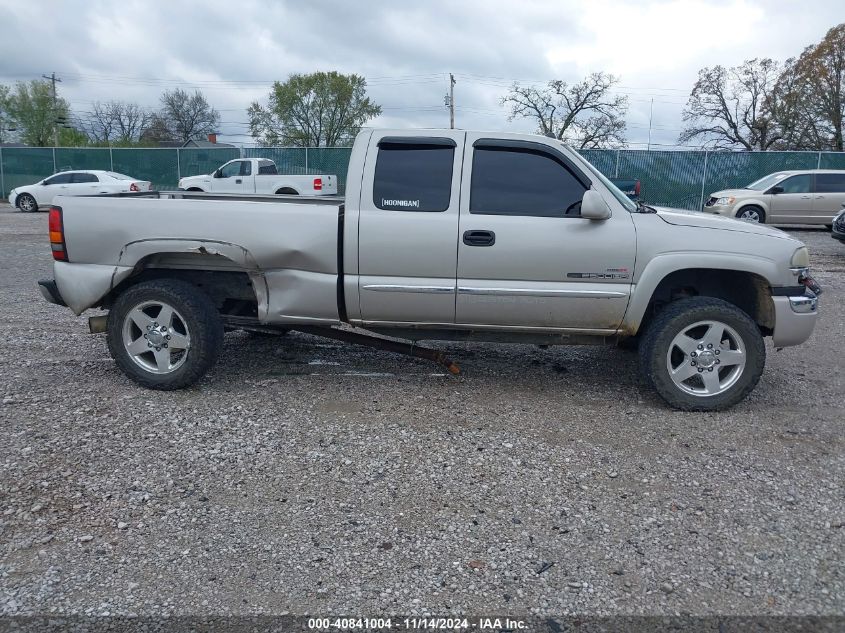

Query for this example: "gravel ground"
[0,204,843,618]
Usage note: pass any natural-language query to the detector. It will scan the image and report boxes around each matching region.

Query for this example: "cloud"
[0,0,839,147]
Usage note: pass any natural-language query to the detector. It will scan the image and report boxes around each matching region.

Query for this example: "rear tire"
[17,194,38,213]
[639,297,765,411]
[735,206,765,223]
[106,279,223,390]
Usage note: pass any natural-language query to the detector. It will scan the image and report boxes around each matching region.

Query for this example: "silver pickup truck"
[38,129,821,410]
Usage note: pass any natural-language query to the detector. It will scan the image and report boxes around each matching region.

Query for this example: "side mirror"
[770,185,784,195]
[580,189,611,220]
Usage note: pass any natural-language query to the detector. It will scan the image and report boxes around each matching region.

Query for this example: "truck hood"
[654,206,795,240]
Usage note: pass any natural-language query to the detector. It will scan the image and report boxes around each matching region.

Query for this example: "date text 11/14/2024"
[307,617,528,630]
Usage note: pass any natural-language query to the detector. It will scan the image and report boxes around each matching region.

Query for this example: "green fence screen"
[2,145,844,208]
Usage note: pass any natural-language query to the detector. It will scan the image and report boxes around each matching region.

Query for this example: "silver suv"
[703,170,845,225]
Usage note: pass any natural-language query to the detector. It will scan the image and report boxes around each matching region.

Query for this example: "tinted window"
[220,161,241,178]
[815,173,845,193]
[240,161,252,176]
[373,143,454,212]
[44,173,73,185]
[777,174,812,194]
[72,172,99,183]
[470,147,587,217]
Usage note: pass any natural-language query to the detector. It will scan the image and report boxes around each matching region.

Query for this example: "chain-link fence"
[2,145,844,207]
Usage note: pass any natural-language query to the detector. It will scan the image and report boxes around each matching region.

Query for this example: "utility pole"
[646,98,654,152]
[42,72,62,147]
[446,73,456,129]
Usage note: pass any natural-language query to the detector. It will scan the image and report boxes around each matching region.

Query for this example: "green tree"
[6,80,69,146]
[0,85,14,143]
[248,71,382,146]
[58,126,90,146]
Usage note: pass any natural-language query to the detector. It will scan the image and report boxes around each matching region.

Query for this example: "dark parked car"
[611,178,640,201]
[832,205,845,244]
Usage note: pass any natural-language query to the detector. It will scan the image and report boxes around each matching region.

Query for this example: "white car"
[9,171,153,212]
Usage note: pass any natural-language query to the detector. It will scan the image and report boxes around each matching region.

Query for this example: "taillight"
[49,206,68,261]
[634,180,641,196]
[130,182,139,192]
[313,178,322,191]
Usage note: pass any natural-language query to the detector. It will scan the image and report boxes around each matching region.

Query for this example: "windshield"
[564,145,637,212]
[745,173,789,191]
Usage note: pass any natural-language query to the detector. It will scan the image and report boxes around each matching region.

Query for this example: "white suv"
[703,170,845,225]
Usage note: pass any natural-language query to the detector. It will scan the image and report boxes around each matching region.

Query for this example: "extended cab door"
[455,135,635,331]
[356,131,465,324]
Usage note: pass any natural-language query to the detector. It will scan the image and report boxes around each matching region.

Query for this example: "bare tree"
[501,72,628,149]
[159,89,220,143]
[82,101,152,145]
[679,59,782,150]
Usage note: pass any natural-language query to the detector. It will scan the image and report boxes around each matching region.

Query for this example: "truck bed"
[52,191,346,324]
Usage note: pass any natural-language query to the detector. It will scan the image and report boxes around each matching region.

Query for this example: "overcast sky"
[0,0,840,147]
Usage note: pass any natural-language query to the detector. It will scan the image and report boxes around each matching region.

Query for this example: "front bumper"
[8,190,17,207]
[771,290,819,348]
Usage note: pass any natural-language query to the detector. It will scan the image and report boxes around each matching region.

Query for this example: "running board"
[222,316,460,375]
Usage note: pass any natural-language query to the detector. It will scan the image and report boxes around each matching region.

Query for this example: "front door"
[212,160,251,193]
[455,135,636,331]
[768,174,814,223]
[38,173,73,205]
[357,131,465,325]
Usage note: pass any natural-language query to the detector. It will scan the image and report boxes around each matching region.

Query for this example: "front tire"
[736,206,765,223]
[106,279,223,390]
[639,297,765,411]
[17,194,38,213]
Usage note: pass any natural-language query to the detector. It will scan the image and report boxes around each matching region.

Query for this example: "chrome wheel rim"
[19,196,34,212]
[666,320,746,397]
[122,300,191,374]
[738,208,760,222]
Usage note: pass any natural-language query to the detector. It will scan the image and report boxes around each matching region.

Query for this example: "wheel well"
[639,269,774,336]
[186,187,204,192]
[275,187,299,195]
[102,254,260,318]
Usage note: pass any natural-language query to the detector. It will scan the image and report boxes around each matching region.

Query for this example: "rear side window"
[815,173,845,193]
[373,142,455,212]
[258,160,277,175]
[470,147,587,217]
[72,173,99,183]
[44,173,72,185]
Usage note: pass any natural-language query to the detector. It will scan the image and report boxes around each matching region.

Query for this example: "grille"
[704,196,718,207]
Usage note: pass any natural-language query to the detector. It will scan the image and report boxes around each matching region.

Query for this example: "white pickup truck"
[178,157,337,196]
[38,129,820,410]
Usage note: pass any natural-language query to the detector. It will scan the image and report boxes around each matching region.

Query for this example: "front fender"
[622,252,780,332]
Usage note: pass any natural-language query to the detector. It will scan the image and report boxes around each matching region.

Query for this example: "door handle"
[235,178,242,184]
[800,195,811,199]
[463,230,496,247]
[815,195,824,199]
